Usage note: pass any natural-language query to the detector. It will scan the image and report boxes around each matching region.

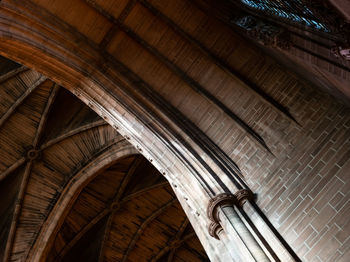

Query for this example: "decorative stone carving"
[331,45,350,60]
[208,221,223,240]
[207,190,254,239]
[234,15,291,50]
[207,193,237,223]
[207,193,236,240]
[234,189,254,207]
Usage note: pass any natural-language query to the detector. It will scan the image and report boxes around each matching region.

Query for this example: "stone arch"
[0,3,230,261]
[28,141,138,262]
[0,2,300,261]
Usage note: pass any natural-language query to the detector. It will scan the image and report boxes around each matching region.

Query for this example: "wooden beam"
[167,218,189,262]
[98,212,114,262]
[121,181,169,202]
[167,250,175,262]
[0,66,28,84]
[55,182,171,261]
[151,233,196,262]
[0,75,47,130]
[27,141,137,262]
[182,232,196,242]
[5,82,60,262]
[97,156,144,261]
[121,199,177,262]
[33,83,60,147]
[176,218,189,239]
[0,157,26,182]
[0,76,51,184]
[112,156,144,204]
[55,209,110,262]
[3,161,33,262]
[151,246,171,262]
[40,119,107,150]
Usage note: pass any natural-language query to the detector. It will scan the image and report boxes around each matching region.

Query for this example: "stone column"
[207,191,270,262]
[242,201,298,262]
[207,190,299,262]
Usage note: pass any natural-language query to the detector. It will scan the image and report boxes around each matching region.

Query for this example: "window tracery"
[240,0,328,31]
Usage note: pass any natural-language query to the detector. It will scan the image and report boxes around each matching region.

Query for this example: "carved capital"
[234,189,254,207]
[207,190,254,239]
[207,193,236,223]
[208,222,223,240]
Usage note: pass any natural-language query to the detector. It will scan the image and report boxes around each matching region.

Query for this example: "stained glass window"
[240,0,329,32]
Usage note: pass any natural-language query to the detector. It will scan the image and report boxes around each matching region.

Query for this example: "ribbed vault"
[0,56,208,262]
[47,155,209,262]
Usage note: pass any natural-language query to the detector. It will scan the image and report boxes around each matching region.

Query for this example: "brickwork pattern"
[146,0,350,260]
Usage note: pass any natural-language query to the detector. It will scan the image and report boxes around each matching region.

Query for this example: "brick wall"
[144,1,350,260]
[231,50,350,261]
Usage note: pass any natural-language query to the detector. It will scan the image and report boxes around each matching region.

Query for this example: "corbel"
[207,189,253,239]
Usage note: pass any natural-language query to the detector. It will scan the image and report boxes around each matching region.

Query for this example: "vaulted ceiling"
[0,56,209,262]
[48,155,208,262]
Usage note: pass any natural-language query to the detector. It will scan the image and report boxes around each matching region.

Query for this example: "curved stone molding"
[207,193,236,240]
[208,221,223,240]
[207,193,236,223]
[207,190,254,239]
[234,189,254,208]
